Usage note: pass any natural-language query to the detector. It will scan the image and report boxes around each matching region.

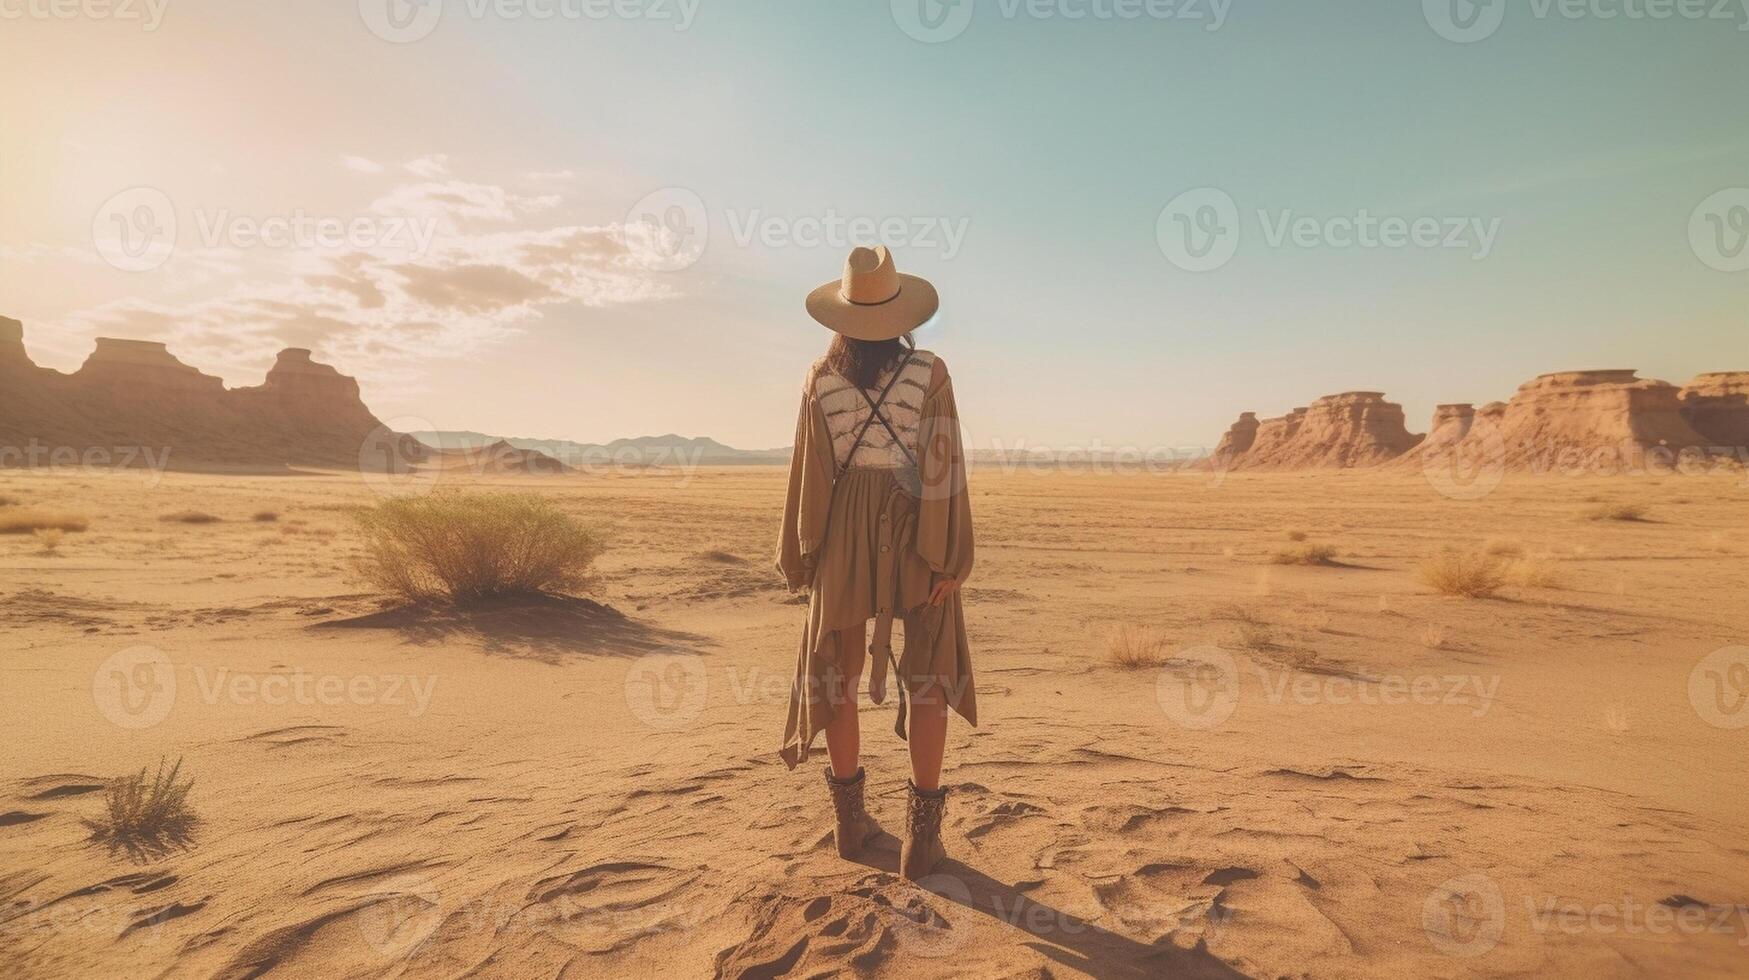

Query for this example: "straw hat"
[805,245,939,341]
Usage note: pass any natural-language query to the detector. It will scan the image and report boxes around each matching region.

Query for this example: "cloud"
[343,155,386,174]
[40,167,680,392]
[404,154,451,178]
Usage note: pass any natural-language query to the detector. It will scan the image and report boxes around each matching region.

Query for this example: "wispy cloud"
[342,155,385,174]
[404,153,451,179]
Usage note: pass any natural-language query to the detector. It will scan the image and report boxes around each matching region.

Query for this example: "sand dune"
[2,467,1747,977]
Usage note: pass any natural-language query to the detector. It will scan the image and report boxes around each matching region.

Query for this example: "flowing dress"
[776,349,977,769]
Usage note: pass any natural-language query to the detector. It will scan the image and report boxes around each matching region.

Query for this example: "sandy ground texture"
[1,466,1747,979]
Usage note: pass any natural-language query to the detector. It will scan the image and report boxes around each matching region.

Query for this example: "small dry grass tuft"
[1482,537,1524,557]
[1237,622,1276,650]
[697,548,746,565]
[352,492,607,604]
[1106,624,1168,669]
[87,757,197,857]
[1586,502,1650,523]
[1285,530,1309,542]
[0,508,89,534]
[160,511,221,525]
[1419,550,1507,598]
[1209,602,1263,624]
[1504,555,1564,589]
[251,510,280,523]
[33,528,64,554]
[1270,543,1339,566]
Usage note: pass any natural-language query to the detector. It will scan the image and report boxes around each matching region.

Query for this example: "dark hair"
[822,332,914,390]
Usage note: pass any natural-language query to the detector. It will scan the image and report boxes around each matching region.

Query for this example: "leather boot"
[825,767,880,859]
[900,781,949,881]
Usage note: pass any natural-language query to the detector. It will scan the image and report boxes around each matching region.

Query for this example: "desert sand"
[2,464,1747,978]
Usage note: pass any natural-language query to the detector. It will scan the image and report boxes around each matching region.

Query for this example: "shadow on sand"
[313,593,710,663]
[849,844,1245,979]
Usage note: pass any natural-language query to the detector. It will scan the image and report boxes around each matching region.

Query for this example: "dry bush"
[352,492,607,604]
[1285,530,1308,542]
[1482,537,1524,557]
[251,510,280,523]
[1106,624,1168,669]
[1237,622,1275,650]
[161,511,221,524]
[1271,543,1339,566]
[33,528,64,554]
[87,757,197,852]
[1419,550,1507,598]
[0,508,89,534]
[1504,555,1564,589]
[1586,502,1650,522]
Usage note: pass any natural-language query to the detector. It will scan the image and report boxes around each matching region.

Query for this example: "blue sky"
[1,0,1744,449]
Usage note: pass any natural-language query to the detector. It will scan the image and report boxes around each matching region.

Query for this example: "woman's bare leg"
[824,625,868,780]
[906,679,950,791]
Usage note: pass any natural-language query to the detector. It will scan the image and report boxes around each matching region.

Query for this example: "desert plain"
[1,463,1746,979]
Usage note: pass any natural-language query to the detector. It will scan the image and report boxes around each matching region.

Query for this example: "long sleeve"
[776,385,836,593]
[915,368,974,584]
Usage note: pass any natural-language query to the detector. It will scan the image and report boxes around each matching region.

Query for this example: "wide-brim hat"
[806,245,939,341]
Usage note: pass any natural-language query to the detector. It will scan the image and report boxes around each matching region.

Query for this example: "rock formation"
[1679,372,1749,448]
[0,320,419,472]
[1217,392,1422,470]
[1216,369,1748,474]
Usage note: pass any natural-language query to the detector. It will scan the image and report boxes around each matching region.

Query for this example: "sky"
[1,0,1745,452]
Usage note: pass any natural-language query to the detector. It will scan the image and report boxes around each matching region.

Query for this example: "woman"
[777,245,977,882]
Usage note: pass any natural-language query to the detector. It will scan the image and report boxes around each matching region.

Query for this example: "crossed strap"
[835,351,921,479]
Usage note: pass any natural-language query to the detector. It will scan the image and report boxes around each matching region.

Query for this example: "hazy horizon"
[4,1,1745,452]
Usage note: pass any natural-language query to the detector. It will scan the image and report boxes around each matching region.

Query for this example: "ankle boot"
[824,767,880,859]
[900,781,949,880]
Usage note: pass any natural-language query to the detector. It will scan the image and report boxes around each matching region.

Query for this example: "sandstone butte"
[0,317,565,473]
[1214,370,1749,471]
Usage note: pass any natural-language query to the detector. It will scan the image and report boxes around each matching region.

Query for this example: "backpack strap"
[835,351,921,477]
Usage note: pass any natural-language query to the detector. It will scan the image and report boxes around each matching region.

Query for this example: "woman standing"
[777,245,977,881]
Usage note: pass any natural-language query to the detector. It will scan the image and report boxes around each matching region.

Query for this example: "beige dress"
[776,349,977,769]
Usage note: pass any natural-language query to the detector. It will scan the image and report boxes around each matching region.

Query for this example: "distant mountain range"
[411,431,791,467]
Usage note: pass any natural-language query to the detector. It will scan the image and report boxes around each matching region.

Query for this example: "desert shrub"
[1285,530,1308,542]
[34,528,64,554]
[251,510,280,523]
[1504,556,1564,589]
[1271,543,1338,566]
[352,492,606,603]
[1106,624,1167,669]
[87,757,196,848]
[0,508,89,534]
[1586,502,1649,522]
[1237,622,1275,650]
[1419,550,1507,598]
[160,511,221,524]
